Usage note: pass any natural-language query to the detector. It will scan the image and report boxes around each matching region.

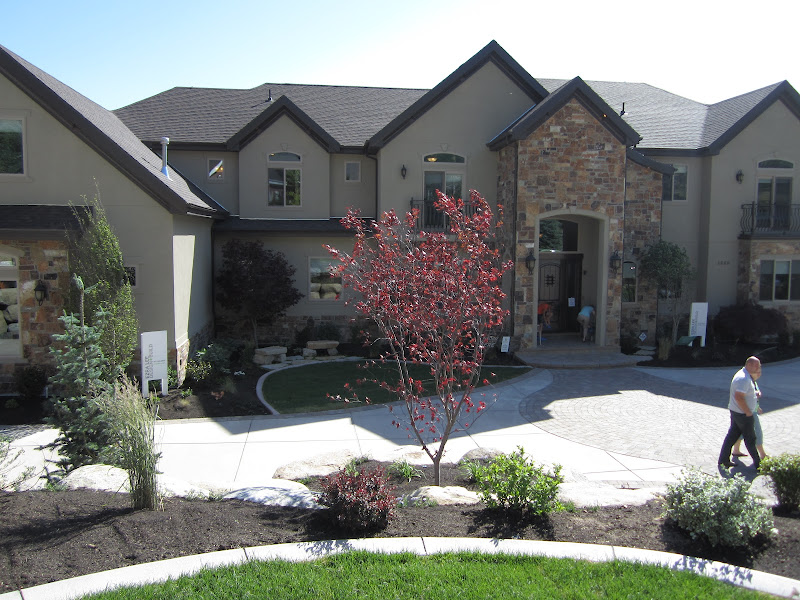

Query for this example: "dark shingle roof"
[115,83,427,148]
[0,45,227,218]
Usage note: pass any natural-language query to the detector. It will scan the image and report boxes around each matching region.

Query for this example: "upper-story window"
[268,152,301,206]
[423,153,465,202]
[208,158,224,182]
[662,164,687,201]
[622,261,637,303]
[756,159,793,229]
[345,161,360,182]
[0,118,25,176]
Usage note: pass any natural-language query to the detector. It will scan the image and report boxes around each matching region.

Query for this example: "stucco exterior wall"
[168,149,240,215]
[504,98,627,348]
[238,116,330,219]
[330,154,376,218]
[376,62,535,215]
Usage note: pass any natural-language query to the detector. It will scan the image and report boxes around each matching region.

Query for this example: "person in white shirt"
[718,356,762,470]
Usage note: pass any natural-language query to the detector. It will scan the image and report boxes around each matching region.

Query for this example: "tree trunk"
[432,453,441,486]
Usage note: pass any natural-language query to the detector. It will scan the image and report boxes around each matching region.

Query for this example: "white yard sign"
[141,330,168,397]
[689,302,709,347]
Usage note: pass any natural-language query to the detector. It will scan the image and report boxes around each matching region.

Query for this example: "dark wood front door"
[538,255,583,332]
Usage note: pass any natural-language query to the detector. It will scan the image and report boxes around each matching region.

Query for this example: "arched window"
[756,158,794,230]
[268,152,301,206]
[423,153,465,203]
[0,251,21,357]
[622,261,637,303]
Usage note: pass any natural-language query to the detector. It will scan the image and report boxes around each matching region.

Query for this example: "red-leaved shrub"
[317,466,397,532]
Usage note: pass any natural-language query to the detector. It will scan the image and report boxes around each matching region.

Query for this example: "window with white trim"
[756,159,793,230]
[0,253,21,356]
[0,118,25,175]
[423,153,465,202]
[622,261,637,303]
[344,161,360,182]
[207,158,224,182]
[662,164,687,201]
[309,258,342,301]
[268,152,301,206]
[759,259,800,301]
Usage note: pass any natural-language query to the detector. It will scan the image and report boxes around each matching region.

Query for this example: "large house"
[1,41,798,390]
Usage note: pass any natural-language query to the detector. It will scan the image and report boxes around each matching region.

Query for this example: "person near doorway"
[537,302,552,344]
[718,356,762,470]
[577,305,595,342]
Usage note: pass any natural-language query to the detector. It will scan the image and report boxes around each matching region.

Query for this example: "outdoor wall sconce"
[34,280,48,306]
[735,169,744,184]
[525,249,536,274]
[609,250,621,274]
[401,164,407,179]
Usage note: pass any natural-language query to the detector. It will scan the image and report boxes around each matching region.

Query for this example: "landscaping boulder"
[402,485,480,506]
[272,449,358,479]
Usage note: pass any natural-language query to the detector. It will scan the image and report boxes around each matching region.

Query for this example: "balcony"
[740,202,800,237]
[409,198,478,232]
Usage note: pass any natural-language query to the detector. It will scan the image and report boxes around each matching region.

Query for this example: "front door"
[538,255,583,332]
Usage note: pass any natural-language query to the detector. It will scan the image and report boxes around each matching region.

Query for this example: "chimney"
[160,136,171,179]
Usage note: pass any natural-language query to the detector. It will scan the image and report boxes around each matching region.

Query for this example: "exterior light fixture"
[34,280,48,306]
[735,169,744,184]
[401,164,407,179]
[609,250,621,274]
[525,249,536,274]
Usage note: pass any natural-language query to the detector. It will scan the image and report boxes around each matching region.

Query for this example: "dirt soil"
[1,460,799,592]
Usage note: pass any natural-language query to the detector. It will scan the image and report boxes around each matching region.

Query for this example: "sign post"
[141,330,168,397]
[689,303,708,347]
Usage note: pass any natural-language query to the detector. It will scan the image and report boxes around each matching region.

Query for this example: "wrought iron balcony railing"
[409,198,478,232]
[740,202,800,236]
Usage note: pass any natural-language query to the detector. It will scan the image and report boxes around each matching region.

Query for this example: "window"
[309,258,342,301]
[759,259,800,301]
[423,153,465,202]
[207,158,224,182]
[0,118,24,175]
[622,261,637,302]
[662,164,687,201]
[267,152,301,206]
[124,266,138,289]
[756,159,793,230]
[345,161,360,182]
[0,254,20,356]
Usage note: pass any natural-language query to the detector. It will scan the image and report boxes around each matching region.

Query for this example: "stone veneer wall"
[0,239,69,394]
[620,161,662,344]
[738,238,800,328]
[499,98,628,349]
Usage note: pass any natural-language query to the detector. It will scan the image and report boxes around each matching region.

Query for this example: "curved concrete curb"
[2,538,798,600]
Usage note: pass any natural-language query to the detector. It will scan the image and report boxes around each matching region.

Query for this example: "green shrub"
[760,453,800,510]
[388,459,423,483]
[316,320,341,341]
[317,466,396,532]
[714,302,788,344]
[473,446,563,514]
[662,468,774,548]
[184,358,215,387]
[13,365,49,401]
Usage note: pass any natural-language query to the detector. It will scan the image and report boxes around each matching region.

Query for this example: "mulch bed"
[1,461,798,592]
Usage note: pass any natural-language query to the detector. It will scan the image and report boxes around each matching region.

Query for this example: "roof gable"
[488,77,641,151]
[366,40,548,153]
[0,44,226,218]
[226,96,340,152]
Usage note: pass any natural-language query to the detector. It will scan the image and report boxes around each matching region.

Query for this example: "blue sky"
[3,0,799,110]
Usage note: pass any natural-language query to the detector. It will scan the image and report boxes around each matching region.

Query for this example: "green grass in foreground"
[262,361,531,413]
[83,551,764,600]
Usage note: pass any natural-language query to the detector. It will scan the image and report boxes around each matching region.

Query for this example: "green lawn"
[261,360,531,414]
[84,551,763,600]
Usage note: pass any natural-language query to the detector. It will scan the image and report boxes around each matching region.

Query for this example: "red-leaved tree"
[327,189,511,484]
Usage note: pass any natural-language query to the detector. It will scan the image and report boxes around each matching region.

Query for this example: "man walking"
[718,356,762,470]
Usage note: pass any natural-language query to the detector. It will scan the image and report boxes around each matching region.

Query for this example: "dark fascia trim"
[226,96,341,153]
[706,81,800,155]
[366,40,548,154]
[636,147,706,158]
[488,77,641,151]
[626,149,675,175]
[144,141,228,153]
[0,45,217,218]
[213,217,354,234]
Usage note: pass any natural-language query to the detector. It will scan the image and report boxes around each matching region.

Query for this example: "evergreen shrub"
[760,453,800,510]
